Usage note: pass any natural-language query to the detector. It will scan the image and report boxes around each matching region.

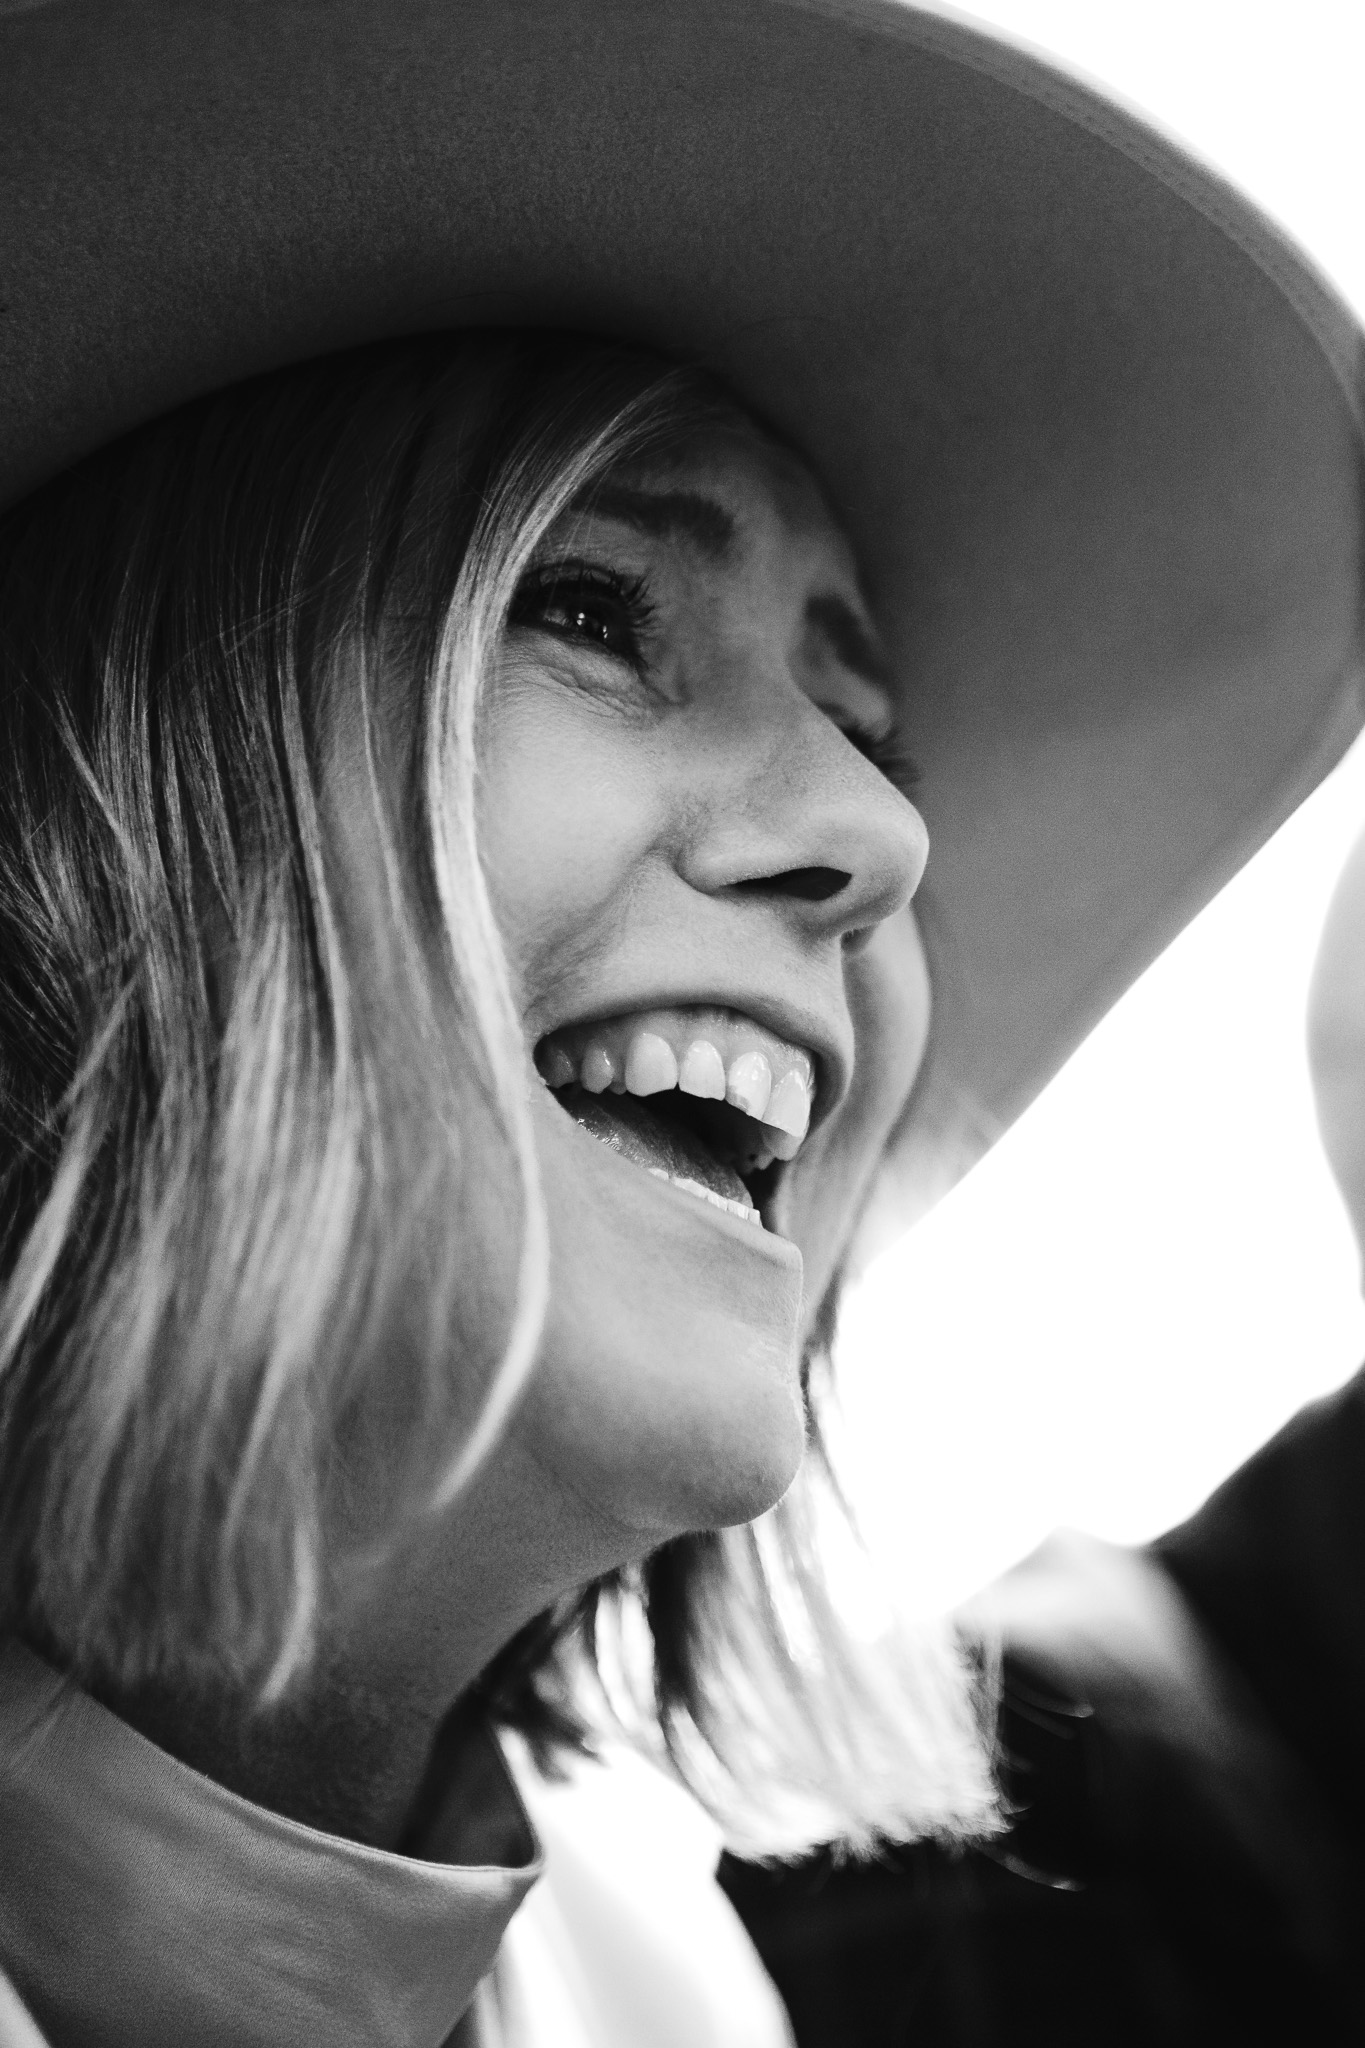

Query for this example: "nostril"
[732,866,851,903]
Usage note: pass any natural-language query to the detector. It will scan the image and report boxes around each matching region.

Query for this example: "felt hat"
[1,0,1362,1239]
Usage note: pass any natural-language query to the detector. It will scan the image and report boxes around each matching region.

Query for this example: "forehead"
[598,421,860,576]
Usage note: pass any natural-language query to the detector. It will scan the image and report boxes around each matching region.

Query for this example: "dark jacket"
[723,1366,1365,2046]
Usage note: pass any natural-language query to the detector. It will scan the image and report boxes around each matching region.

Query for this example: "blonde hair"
[0,333,998,1856]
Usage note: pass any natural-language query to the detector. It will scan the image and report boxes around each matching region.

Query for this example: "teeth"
[538,1007,818,1159]
[581,1043,620,1094]
[541,1043,577,1089]
[624,1031,679,1096]
[647,1167,763,1226]
[763,1069,811,1141]
[725,1050,772,1122]
[678,1039,727,1100]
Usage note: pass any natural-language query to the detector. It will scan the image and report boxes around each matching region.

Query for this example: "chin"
[655,1358,810,1531]
[520,1088,809,1542]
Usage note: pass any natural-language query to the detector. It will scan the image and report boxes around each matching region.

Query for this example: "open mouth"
[535,1006,816,1231]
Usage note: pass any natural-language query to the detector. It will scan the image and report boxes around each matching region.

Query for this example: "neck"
[91,1539,620,1848]
[91,1662,454,1848]
[62,1436,638,1847]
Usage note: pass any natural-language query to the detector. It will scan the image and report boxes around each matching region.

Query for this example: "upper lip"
[534,986,851,1135]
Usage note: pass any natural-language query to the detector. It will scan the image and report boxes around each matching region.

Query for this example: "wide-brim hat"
[2,0,1362,1245]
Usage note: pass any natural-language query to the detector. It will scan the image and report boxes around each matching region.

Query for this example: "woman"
[0,4,1360,2045]
[0,328,972,2048]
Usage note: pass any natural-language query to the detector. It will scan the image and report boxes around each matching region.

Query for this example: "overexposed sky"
[840,0,1365,1616]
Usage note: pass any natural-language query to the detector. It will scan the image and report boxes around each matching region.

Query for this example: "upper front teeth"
[678,1039,726,1100]
[625,1032,678,1096]
[537,1006,815,1150]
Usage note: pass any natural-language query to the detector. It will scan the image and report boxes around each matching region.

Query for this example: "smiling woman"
[0,3,1361,2045]
[0,331,982,2040]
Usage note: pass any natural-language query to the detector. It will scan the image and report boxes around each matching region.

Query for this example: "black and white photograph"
[0,2,1362,2043]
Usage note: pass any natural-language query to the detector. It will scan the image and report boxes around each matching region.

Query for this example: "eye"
[841,720,923,793]
[509,562,656,665]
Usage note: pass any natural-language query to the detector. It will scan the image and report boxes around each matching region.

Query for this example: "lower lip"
[562,1111,803,1269]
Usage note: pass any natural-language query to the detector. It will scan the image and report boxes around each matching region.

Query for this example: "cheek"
[476,681,656,1006]
[783,912,931,1310]
[478,676,808,1536]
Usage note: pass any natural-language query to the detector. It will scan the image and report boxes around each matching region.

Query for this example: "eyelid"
[517,557,652,604]
[805,592,892,693]
[840,715,923,792]
[508,557,660,680]
[517,555,626,593]
[516,556,638,596]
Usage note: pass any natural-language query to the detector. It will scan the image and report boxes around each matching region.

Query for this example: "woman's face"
[478,421,930,1540]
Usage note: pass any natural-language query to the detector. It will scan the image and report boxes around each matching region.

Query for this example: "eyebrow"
[568,483,737,559]
[563,484,890,687]
[806,592,892,689]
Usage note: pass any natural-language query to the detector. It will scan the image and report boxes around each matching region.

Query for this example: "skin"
[170,420,932,1845]
[483,428,930,1532]
[1307,819,1365,1275]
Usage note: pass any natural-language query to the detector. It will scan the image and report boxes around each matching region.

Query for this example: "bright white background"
[838,0,1365,1617]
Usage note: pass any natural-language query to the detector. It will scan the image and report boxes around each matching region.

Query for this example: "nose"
[677,701,929,945]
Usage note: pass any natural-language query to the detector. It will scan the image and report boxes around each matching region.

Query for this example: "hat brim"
[2,0,1362,1237]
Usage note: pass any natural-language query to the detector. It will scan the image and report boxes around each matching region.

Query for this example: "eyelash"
[508,561,657,667]
[844,725,924,793]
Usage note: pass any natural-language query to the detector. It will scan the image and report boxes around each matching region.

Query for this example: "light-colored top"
[483,1739,794,2048]
[0,1639,793,2048]
[0,1637,537,2047]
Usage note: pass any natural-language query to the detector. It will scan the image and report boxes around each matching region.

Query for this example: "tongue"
[560,1089,751,1207]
